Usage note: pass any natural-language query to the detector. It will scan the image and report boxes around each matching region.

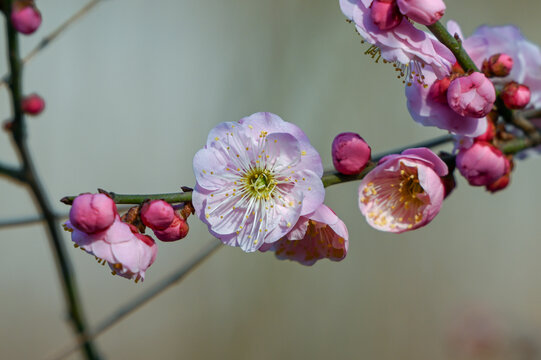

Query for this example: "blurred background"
[1,0,541,359]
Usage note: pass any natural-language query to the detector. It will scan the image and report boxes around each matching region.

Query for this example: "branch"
[426,21,479,72]
[4,1,100,358]
[0,212,67,229]
[0,0,103,90]
[61,189,193,206]
[47,241,222,360]
[0,161,24,182]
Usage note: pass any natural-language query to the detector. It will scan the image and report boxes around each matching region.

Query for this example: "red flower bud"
[332,132,371,175]
[482,53,513,78]
[21,93,45,115]
[501,82,531,110]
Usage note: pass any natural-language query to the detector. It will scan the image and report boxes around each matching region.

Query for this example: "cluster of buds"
[64,193,191,282]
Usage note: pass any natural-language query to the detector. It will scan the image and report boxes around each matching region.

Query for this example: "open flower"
[65,217,157,283]
[359,148,447,233]
[340,0,454,80]
[260,204,348,266]
[192,112,324,252]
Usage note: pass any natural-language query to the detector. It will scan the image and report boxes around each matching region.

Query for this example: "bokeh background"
[1,0,541,359]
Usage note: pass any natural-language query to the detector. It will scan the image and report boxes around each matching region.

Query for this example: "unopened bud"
[332,132,371,175]
[370,0,403,31]
[482,53,513,78]
[501,82,531,110]
[69,193,118,234]
[11,0,41,35]
[21,93,45,115]
[396,0,445,26]
[456,142,510,187]
[153,215,189,242]
[140,200,175,230]
[447,72,496,118]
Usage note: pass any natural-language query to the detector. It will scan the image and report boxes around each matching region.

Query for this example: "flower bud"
[474,119,495,142]
[140,200,175,230]
[332,132,371,175]
[396,0,445,26]
[370,0,403,31]
[428,76,451,104]
[153,215,189,242]
[69,193,118,234]
[21,93,45,115]
[501,82,531,110]
[482,53,513,78]
[11,1,41,35]
[447,72,496,118]
[456,142,510,186]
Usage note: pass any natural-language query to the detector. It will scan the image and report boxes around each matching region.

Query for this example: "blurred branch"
[3,0,100,358]
[48,241,223,360]
[0,213,66,229]
[0,0,103,90]
[0,161,24,182]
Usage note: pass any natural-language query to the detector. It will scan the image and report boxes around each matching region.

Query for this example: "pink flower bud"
[456,142,510,186]
[11,1,42,35]
[474,119,495,142]
[370,0,403,31]
[140,200,175,230]
[21,93,45,115]
[428,76,451,104]
[153,215,189,242]
[447,72,496,118]
[69,193,118,234]
[501,82,531,110]
[396,0,445,26]
[332,132,371,175]
[482,53,513,78]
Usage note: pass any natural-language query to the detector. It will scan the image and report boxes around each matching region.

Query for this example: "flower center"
[243,167,276,200]
[397,167,425,208]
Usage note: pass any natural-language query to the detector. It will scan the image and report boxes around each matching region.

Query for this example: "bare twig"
[47,241,222,360]
[0,161,24,182]
[0,213,67,229]
[0,0,103,90]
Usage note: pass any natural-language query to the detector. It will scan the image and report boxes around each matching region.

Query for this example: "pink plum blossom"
[339,0,454,79]
[482,53,513,78]
[140,200,175,230]
[260,205,348,266]
[64,217,157,282]
[332,132,371,175]
[192,112,324,253]
[405,67,488,136]
[153,215,189,242]
[11,1,42,35]
[69,193,117,234]
[396,0,445,26]
[21,93,45,116]
[501,82,531,110]
[447,72,496,118]
[453,21,541,112]
[358,147,447,233]
[456,142,510,187]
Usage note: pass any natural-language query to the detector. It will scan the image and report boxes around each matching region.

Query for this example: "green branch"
[426,21,479,72]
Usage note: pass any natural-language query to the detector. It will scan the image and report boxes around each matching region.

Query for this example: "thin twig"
[61,189,193,206]
[0,0,103,90]
[0,213,67,229]
[47,241,222,360]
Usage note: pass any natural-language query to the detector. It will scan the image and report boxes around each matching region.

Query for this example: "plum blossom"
[192,112,324,253]
[260,205,349,266]
[339,0,454,80]
[65,217,157,283]
[69,193,117,234]
[358,147,447,233]
[446,72,496,118]
[456,141,510,187]
[405,67,488,136]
